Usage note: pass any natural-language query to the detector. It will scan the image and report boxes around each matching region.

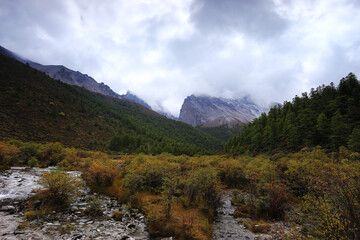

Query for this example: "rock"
[127,223,136,229]
[179,95,266,128]
[0,205,15,212]
[13,230,25,235]
[0,167,150,239]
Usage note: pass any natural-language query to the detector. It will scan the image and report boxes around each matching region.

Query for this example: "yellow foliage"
[0,141,20,165]
[38,170,83,207]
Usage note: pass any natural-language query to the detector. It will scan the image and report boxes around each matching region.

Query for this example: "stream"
[0,167,150,240]
[212,190,271,240]
[0,168,275,240]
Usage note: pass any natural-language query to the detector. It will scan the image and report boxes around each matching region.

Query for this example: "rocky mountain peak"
[179,95,265,128]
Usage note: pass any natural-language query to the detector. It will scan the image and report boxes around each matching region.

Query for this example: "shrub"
[112,211,123,221]
[84,196,103,217]
[218,159,248,187]
[20,142,41,164]
[28,157,39,168]
[38,170,83,208]
[268,183,288,220]
[255,196,271,218]
[234,205,253,218]
[161,176,180,219]
[0,142,20,166]
[38,142,65,166]
[184,167,219,208]
[82,161,118,187]
[231,193,245,207]
[25,210,44,220]
[57,159,70,168]
[240,219,271,234]
[123,173,145,194]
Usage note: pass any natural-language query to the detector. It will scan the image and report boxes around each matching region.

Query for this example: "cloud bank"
[1,0,360,116]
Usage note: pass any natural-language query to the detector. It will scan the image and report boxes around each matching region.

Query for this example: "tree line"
[225,73,360,154]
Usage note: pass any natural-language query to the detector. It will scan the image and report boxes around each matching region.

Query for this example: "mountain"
[0,45,121,99]
[156,111,178,121]
[120,91,152,109]
[0,52,223,155]
[0,46,197,120]
[33,64,122,99]
[0,45,21,61]
[0,46,160,112]
[225,73,360,154]
[179,95,265,128]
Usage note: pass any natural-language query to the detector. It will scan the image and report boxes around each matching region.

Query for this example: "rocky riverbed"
[0,167,150,240]
[212,190,271,240]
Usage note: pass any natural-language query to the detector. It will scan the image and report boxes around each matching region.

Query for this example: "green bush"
[38,142,65,166]
[123,173,145,194]
[184,167,219,208]
[84,196,103,217]
[27,157,39,168]
[231,193,245,207]
[20,142,40,164]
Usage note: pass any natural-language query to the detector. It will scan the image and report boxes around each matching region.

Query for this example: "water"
[0,167,150,240]
[0,167,53,201]
[212,190,268,240]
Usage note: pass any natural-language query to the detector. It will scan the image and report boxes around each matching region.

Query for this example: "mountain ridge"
[0,52,223,154]
[179,94,266,128]
[0,45,156,111]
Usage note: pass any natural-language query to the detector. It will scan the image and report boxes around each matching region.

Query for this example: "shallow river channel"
[0,167,149,240]
[1,167,271,240]
[212,190,271,240]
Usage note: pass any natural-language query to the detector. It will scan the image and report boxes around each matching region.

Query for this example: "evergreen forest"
[225,72,360,154]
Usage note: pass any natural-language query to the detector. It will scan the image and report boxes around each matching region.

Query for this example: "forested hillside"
[225,73,360,154]
[0,53,223,155]
[197,125,242,142]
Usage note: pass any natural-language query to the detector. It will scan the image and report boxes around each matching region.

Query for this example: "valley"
[1,1,360,239]
[0,50,360,240]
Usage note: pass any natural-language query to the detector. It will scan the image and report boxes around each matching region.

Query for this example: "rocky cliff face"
[179,95,265,128]
[0,45,121,99]
[33,64,122,99]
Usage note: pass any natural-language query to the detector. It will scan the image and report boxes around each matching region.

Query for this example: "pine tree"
[348,128,360,152]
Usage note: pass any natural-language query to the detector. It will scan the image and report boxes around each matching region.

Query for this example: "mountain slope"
[34,64,122,99]
[0,45,159,111]
[225,73,360,154]
[0,45,121,99]
[0,53,223,155]
[121,91,152,109]
[179,95,264,128]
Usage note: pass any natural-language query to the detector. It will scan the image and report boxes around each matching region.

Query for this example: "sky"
[1,0,360,116]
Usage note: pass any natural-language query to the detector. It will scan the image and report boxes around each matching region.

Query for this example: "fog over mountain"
[179,95,269,128]
[1,0,360,116]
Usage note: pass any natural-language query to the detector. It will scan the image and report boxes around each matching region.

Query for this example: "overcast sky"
[1,0,360,116]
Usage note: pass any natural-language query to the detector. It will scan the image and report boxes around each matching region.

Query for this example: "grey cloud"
[190,0,288,38]
[1,0,360,116]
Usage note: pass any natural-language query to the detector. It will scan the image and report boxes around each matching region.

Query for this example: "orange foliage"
[0,142,20,165]
[82,161,119,187]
